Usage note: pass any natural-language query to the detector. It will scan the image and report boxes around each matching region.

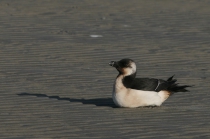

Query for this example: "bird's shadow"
[17,92,117,108]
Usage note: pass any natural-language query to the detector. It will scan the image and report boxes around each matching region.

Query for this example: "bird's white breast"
[112,75,166,108]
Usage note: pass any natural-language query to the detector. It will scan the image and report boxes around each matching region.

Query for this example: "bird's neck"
[117,72,136,88]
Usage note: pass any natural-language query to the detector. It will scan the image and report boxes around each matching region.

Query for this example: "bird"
[109,58,192,108]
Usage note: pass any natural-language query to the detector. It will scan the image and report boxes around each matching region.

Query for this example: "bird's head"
[109,58,136,76]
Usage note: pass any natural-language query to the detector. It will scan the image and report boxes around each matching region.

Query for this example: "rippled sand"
[0,0,210,138]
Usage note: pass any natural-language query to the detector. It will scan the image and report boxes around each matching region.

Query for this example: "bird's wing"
[130,75,180,92]
[130,78,159,91]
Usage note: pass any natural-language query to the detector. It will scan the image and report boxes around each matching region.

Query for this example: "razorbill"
[109,58,192,108]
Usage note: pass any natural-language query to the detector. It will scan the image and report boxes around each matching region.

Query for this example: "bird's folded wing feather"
[131,78,168,92]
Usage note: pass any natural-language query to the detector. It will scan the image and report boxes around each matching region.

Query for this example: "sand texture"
[0,0,210,138]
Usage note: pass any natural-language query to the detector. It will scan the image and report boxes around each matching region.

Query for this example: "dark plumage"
[123,74,191,94]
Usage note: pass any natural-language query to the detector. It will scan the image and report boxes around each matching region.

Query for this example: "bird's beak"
[109,61,116,67]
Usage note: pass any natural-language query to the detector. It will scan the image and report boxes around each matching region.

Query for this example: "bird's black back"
[122,73,161,91]
[122,74,191,93]
[131,78,159,91]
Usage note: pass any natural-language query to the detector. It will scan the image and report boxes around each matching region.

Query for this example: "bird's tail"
[166,75,192,93]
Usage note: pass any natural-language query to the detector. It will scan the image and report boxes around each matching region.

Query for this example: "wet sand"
[0,0,210,138]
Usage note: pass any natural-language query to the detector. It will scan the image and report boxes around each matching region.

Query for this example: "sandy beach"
[0,0,210,138]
